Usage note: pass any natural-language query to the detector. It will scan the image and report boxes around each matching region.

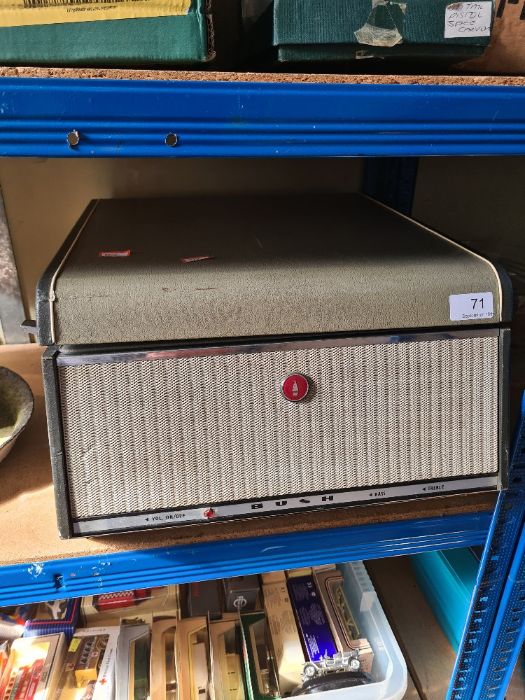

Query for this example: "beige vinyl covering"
[39,194,506,345]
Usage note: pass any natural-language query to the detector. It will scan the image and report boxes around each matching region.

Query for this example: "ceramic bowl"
[0,366,34,463]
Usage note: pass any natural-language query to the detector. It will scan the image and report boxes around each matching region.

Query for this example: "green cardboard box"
[0,0,213,66]
[247,0,493,64]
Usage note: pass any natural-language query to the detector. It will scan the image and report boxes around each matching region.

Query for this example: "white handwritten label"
[444,2,492,38]
[449,292,494,321]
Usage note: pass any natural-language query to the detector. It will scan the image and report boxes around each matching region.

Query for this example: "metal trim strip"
[42,346,74,538]
[72,476,498,536]
[36,200,99,345]
[56,328,501,367]
[48,202,98,344]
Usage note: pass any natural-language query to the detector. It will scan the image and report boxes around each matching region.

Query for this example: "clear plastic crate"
[305,560,407,700]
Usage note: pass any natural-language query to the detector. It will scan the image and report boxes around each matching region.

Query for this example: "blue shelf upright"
[447,397,525,700]
[476,522,525,699]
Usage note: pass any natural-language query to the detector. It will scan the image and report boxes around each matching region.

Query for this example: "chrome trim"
[72,474,499,536]
[49,201,99,344]
[56,328,501,367]
[498,328,511,490]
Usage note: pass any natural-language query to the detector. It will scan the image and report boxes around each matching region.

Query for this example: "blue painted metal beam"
[0,511,490,606]
[0,79,524,157]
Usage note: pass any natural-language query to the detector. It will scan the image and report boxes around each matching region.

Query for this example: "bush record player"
[36,194,511,537]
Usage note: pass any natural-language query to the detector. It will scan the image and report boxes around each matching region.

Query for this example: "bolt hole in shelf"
[165,132,178,147]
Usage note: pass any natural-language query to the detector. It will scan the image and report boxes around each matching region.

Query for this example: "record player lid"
[36,194,510,346]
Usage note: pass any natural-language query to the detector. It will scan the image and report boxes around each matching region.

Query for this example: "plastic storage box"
[410,548,478,650]
[305,560,408,700]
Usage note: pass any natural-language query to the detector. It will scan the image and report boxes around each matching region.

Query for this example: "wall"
[413,156,525,404]
[2,155,523,326]
[412,157,525,269]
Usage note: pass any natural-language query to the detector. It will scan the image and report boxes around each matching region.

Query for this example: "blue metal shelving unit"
[0,73,524,698]
[476,522,525,700]
[0,511,492,607]
[448,399,525,700]
[0,78,524,157]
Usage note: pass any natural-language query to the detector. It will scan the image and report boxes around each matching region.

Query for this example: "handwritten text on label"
[444,2,492,38]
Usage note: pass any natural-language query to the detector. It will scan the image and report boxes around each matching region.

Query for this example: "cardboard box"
[54,626,120,700]
[260,571,285,585]
[262,581,304,695]
[0,634,66,700]
[286,568,313,579]
[286,576,338,662]
[0,0,214,67]
[82,585,180,627]
[0,642,8,682]
[246,0,493,64]
[23,599,80,641]
[150,619,178,700]
[209,618,246,700]
[459,0,525,73]
[175,618,209,700]
[185,580,223,620]
[223,576,261,613]
[116,625,150,700]
[239,613,279,700]
[313,569,374,674]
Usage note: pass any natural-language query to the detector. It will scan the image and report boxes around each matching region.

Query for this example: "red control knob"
[203,508,216,519]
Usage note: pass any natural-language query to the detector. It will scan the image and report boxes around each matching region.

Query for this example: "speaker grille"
[58,335,499,520]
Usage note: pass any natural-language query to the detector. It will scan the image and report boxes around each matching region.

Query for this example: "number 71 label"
[449,292,494,321]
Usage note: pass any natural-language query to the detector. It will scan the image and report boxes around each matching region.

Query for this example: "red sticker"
[98,249,131,258]
[180,255,214,264]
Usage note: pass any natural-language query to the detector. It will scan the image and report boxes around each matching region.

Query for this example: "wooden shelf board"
[507,656,525,700]
[367,556,457,700]
[0,343,496,567]
[0,66,524,88]
[405,674,422,699]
